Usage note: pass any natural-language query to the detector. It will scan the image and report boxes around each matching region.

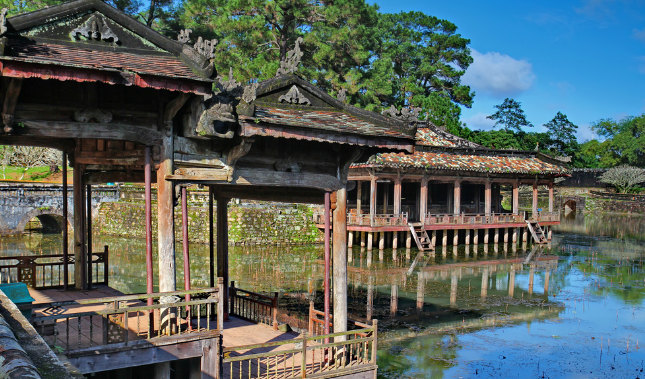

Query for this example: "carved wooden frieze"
[382,105,421,122]
[242,83,258,104]
[276,37,303,76]
[279,85,311,105]
[177,29,217,59]
[71,13,120,44]
[74,108,113,123]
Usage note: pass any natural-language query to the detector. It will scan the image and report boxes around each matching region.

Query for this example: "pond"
[1,212,643,378]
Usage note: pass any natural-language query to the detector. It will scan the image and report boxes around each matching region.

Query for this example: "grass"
[0,165,72,182]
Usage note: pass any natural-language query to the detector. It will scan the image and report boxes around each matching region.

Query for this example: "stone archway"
[563,199,577,214]
[16,208,73,234]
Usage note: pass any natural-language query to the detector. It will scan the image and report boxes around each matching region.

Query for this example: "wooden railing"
[316,211,409,227]
[532,211,560,222]
[223,321,378,378]
[229,281,278,330]
[308,306,370,337]
[424,213,525,226]
[0,246,108,289]
[30,284,224,353]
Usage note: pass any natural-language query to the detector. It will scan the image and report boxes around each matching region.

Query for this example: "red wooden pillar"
[145,146,154,304]
[453,180,461,215]
[369,176,377,225]
[323,192,331,336]
[332,187,348,336]
[62,152,69,290]
[548,182,554,212]
[532,183,539,218]
[393,177,402,215]
[485,180,492,216]
[512,181,519,215]
[420,178,428,223]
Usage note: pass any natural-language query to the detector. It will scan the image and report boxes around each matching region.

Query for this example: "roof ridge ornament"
[279,85,311,105]
[71,13,119,44]
[0,8,8,36]
[177,29,217,59]
[382,105,422,122]
[276,37,303,76]
[337,88,347,103]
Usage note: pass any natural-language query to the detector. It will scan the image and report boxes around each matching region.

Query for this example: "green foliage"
[179,0,378,87]
[487,98,533,132]
[0,0,67,14]
[357,11,473,126]
[591,115,645,167]
[544,111,578,157]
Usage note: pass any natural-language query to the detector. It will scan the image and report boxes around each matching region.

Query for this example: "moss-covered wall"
[96,187,323,245]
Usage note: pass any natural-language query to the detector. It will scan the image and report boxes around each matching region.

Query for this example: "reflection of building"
[338,124,569,250]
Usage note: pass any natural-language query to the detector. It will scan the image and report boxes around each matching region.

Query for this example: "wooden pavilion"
[0,0,416,376]
[341,122,569,251]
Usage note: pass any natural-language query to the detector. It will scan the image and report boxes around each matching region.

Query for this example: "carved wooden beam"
[164,93,190,123]
[18,120,163,145]
[225,138,253,166]
[2,78,23,133]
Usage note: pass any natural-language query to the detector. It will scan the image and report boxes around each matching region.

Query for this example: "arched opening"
[24,214,65,234]
[563,199,577,215]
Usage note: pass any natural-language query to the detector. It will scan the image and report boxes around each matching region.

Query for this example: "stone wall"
[96,188,324,245]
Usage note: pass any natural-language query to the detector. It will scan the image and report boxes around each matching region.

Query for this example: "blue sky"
[371,0,645,141]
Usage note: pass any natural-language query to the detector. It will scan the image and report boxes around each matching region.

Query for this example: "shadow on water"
[1,211,644,378]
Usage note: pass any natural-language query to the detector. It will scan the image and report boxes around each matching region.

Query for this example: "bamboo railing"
[222,320,378,378]
[30,284,225,353]
[0,246,108,289]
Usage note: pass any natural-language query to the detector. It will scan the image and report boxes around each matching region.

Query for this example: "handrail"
[30,281,225,354]
[222,319,378,378]
[229,281,278,330]
[0,246,108,289]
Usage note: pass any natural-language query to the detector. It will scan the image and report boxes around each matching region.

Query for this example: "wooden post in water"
[416,271,424,311]
[367,232,373,251]
[217,196,229,319]
[528,265,535,295]
[73,162,86,290]
[450,271,458,306]
[366,279,374,321]
[481,267,489,298]
[379,232,385,250]
[390,284,398,316]
[508,266,515,298]
[62,152,69,290]
[332,187,348,337]
[544,270,551,294]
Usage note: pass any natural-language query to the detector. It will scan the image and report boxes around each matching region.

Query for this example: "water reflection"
[0,212,644,378]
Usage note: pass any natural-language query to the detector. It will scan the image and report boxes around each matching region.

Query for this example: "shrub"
[599,165,645,194]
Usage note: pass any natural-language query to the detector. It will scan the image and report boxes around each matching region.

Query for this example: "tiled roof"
[7,39,206,81]
[250,106,412,139]
[354,149,569,175]
[416,127,457,147]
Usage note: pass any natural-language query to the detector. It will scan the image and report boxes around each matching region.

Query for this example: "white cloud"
[462,50,536,97]
[634,28,645,43]
[463,112,496,130]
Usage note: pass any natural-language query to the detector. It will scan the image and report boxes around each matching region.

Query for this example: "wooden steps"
[526,221,548,244]
[408,223,434,252]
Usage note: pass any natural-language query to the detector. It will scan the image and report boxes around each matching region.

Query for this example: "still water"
[1,212,644,378]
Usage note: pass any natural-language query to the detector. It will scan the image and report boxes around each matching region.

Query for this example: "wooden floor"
[29,285,299,349]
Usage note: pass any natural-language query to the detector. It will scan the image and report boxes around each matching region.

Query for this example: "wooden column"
[181,187,191,298]
[367,232,373,251]
[208,187,214,288]
[453,180,461,215]
[481,268,488,298]
[382,182,388,214]
[512,181,519,215]
[548,182,554,212]
[332,187,348,336]
[366,281,374,321]
[532,182,539,218]
[157,139,176,295]
[86,184,92,289]
[369,177,377,225]
[73,163,86,290]
[485,180,492,216]
[378,232,385,250]
[356,181,362,214]
[62,152,69,290]
[393,178,402,215]
[420,178,428,223]
[323,192,331,336]
[217,197,229,319]
[145,147,154,302]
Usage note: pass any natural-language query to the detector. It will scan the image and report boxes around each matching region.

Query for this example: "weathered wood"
[332,187,348,338]
[512,181,519,215]
[393,178,401,215]
[157,135,176,294]
[419,178,428,221]
[370,176,377,223]
[453,180,461,215]
[19,120,162,145]
[356,180,362,214]
[2,78,23,132]
[84,170,146,184]
[485,180,492,216]
[73,162,86,290]
[532,183,539,216]
[174,152,227,168]
[66,333,219,374]
[548,182,554,212]
[217,197,229,319]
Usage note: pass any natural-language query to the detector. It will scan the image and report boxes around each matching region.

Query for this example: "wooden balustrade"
[30,285,225,353]
[229,281,278,330]
[424,213,525,226]
[0,246,108,289]
[223,320,378,378]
